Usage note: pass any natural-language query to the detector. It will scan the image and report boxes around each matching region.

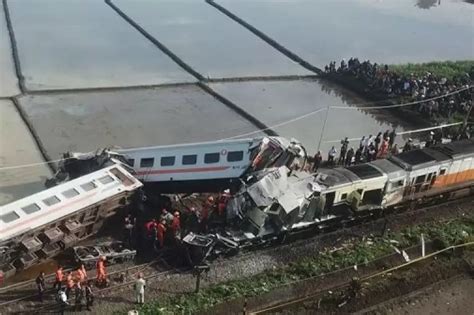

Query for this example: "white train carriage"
[0,164,142,272]
[111,136,304,192]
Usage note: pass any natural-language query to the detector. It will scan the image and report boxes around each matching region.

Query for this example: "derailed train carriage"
[0,136,304,278]
[184,139,474,264]
[0,164,142,278]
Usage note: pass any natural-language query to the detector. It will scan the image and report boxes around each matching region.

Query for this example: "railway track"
[0,255,178,313]
[248,242,474,314]
[1,196,472,314]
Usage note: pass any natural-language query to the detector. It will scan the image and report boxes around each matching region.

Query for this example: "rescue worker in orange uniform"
[156,220,167,249]
[217,191,230,217]
[76,264,86,284]
[96,256,107,287]
[65,271,74,299]
[54,265,64,290]
[144,219,157,239]
[170,211,181,239]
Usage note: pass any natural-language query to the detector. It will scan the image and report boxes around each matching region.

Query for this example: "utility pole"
[317,106,331,152]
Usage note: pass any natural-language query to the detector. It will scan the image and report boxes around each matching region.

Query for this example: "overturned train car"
[0,164,142,278]
[185,139,474,263]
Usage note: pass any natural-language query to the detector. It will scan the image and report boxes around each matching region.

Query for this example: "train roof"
[316,168,357,187]
[345,164,384,180]
[389,139,474,170]
[0,164,142,244]
[369,159,405,180]
[431,139,474,158]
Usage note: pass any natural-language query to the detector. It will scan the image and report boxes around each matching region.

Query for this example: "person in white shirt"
[134,273,146,305]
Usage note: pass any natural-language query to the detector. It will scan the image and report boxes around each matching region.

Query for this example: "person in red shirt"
[65,271,74,299]
[156,220,167,249]
[171,211,181,239]
[54,265,64,290]
[96,256,107,287]
[144,219,156,238]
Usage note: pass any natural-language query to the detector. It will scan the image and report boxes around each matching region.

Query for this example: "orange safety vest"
[171,217,180,233]
[76,269,85,283]
[66,274,74,288]
[55,269,64,282]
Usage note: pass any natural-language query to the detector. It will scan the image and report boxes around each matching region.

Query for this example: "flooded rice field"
[7,0,195,91]
[216,0,474,66]
[0,2,19,97]
[1,0,472,203]
[17,85,265,160]
[0,100,52,206]
[211,79,413,155]
[113,0,311,78]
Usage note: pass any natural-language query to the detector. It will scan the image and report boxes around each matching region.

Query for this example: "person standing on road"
[84,280,94,311]
[35,271,46,302]
[134,273,146,305]
[65,271,74,299]
[57,288,69,315]
[74,282,84,311]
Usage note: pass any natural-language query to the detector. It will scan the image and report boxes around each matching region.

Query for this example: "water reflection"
[17,86,263,160]
[211,79,415,155]
[217,0,474,66]
[7,0,194,90]
[113,0,310,78]
[416,0,441,9]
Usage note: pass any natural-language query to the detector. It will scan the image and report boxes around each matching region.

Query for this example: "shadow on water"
[316,78,417,132]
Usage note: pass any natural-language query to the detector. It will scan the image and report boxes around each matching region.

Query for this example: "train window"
[341,193,347,200]
[98,175,115,185]
[426,173,433,182]
[127,158,135,167]
[415,175,425,184]
[43,196,61,206]
[161,156,175,167]
[182,154,197,165]
[204,153,220,164]
[440,169,446,175]
[22,203,41,214]
[140,158,154,168]
[62,188,80,199]
[110,168,134,187]
[227,151,244,162]
[1,211,20,223]
[80,181,97,191]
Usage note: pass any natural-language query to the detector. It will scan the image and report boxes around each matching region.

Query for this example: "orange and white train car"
[387,139,474,204]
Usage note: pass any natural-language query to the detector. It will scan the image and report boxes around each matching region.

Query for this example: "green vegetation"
[138,218,474,315]
[389,60,474,80]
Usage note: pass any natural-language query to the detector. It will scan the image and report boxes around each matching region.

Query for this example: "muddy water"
[0,100,52,205]
[18,85,265,160]
[113,0,311,78]
[7,0,195,91]
[216,0,474,66]
[0,2,19,96]
[211,79,414,155]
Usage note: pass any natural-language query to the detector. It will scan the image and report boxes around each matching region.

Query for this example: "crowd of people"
[139,192,231,253]
[325,58,472,120]
[35,264,94,313]
[34,257,150,312]
[310,127,456,171]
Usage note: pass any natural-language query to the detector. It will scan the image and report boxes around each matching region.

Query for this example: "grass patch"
[137,217,474,314]
[389,60,474,80]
